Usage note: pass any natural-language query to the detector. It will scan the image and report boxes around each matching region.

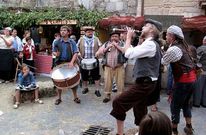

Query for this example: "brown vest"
[171,43,195,80]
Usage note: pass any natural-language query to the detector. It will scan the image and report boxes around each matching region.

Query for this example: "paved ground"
[0,75,206,135]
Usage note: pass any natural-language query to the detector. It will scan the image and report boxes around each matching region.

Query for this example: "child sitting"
[13,64,43,109]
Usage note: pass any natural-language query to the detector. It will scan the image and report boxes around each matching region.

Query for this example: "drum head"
[81,58,96,64]
[51,64,78,80]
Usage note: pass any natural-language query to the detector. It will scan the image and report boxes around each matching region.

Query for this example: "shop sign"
[39,20,77,25]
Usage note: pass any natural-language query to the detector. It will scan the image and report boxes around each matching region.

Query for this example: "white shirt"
[125,37,157,81]
[22,38,35,47]
[12,36,22,52]
[0,35,13,49]
[28,45,33,60]
[125,37,156,59]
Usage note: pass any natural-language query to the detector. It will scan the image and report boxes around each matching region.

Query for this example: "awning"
[98,15,185,31]
[182,15,206,32]
[98,16,145,30]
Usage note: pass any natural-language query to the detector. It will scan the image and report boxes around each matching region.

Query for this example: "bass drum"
[51,64,80,90]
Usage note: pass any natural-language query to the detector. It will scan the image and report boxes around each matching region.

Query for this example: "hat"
[167,25,184,39]
[4,27,12,31]
[83,26,95,32]
[203,36,206,44]
[145,19,162,32]
[110,31,120,36]
[110,29,121,36]
[203,36,206,41]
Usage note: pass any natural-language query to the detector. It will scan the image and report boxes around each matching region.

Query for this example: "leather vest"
[170,43,195,79]
[102,41,127,66]
[133,40,161,79]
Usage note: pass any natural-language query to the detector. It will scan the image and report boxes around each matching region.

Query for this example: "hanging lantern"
[38,26,43,34]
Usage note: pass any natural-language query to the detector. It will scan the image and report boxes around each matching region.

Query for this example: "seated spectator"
[138,111,172,135]
[13,64,43,109]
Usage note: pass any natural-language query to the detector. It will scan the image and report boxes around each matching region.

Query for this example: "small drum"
[81,58,98,70]
[51,63,80,90]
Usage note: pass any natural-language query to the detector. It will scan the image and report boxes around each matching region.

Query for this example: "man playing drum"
[52,25,80,105]
[77,26,102,97]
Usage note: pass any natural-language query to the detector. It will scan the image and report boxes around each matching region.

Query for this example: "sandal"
[13,102,20,109]
[73,98,81,104]
[0,80,5,84]
[103,98,110,103]
[35,99,43,104]
[82,88,89,94]
[55,99,62,105]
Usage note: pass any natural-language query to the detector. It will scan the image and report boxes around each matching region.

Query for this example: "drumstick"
[25,64,37,69]
[78,55,83,61]
[15,58,37,69]
[14,58,21,83]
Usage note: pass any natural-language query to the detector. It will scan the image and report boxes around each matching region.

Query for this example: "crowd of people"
[0,27,36,84]
[0,18,206,135]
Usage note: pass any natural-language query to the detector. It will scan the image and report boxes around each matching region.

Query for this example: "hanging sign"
[39,20,77,25]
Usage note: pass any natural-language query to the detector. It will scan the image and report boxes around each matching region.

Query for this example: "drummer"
[52,25,80,105]
[77,26,102,97]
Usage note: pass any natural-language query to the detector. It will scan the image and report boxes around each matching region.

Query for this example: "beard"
[139,31,146,39]
[111,39,118,43]
[86,34,93,38]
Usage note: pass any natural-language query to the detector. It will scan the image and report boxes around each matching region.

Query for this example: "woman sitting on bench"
[13,64,43,109]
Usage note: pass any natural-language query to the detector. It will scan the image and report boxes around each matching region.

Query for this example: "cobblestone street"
[0,75,206,135]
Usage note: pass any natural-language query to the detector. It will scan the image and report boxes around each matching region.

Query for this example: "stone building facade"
[0,0,205,17]
[144,0,205,17]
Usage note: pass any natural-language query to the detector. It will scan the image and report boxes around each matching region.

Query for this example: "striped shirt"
[84,39,94,58]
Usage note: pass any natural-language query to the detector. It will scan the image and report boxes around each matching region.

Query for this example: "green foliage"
[0,7,109,29]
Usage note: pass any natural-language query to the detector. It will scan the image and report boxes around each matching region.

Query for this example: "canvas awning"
[98,16,145,30]
[182,15,206,32]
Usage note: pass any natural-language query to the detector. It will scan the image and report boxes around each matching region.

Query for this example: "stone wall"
[144,0,204,17]
[0,0,204,17]
[0,0,36,8]
[0,0,137,15]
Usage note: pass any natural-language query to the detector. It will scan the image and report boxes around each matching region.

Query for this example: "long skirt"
[193,74,206,107]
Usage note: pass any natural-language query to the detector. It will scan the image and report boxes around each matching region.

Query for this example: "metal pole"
[136,0,144,16]
[141,0,144,16]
